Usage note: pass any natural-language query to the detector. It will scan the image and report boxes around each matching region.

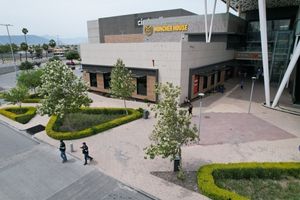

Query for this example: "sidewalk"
[0,79,299,200]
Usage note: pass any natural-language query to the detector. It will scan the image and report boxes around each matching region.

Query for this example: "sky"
[0,0,236,39]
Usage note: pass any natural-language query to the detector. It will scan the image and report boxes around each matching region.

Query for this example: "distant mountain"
[0,35,87,45]
[42,35,87,45]
[0,35,49,45]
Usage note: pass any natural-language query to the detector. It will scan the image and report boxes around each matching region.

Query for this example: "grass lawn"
[215,176,300,200]
[54,112,126,132]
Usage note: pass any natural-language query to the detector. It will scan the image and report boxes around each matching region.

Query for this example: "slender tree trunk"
[178,147,182,170]
[24,34,28,61]
[123,99,128,115]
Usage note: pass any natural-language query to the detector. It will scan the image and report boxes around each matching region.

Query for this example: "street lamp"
[198,92,205,144]
[248,76,257,114]
[0,24,17,78]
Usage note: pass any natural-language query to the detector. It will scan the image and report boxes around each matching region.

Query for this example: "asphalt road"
[0,122,155,200]
[0,64,82,91]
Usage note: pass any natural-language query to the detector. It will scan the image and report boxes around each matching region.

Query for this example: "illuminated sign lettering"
[144,24,188,36]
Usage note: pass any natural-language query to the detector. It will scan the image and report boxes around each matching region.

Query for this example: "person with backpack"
[80,142,93,165]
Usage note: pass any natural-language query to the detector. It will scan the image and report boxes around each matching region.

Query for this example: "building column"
[226,0,230,13]
[204,0,208,42]
[258,0,271,107]
[272,40,300,108]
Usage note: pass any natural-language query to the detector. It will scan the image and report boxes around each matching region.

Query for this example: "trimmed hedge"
[22,94,42,103]
[46,107,143,140]
[0,106,37,124]
[197,162,300,200]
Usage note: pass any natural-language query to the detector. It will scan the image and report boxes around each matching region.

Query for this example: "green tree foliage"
[49,56,60,62]
[49,39,56,48]
[37,60,92,119]
[19,61,34,70]
[22,28,28,35]
[0,44,11,53]
[110,59,135,114]
[144,83,197,178]
[65,50,80,61]
[42,43,49,58]
[3,86,29,107]
[20,42,28,51]
[35,47,43,58]
[22,28,29,61]
[17,69,43,93]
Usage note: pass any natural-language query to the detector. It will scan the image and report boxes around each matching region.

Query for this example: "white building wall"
[80,42,182,86]
[87,20,100,43]
[180,42,235,101]
[81,42,234,103]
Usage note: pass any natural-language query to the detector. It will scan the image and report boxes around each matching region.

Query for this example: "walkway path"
[0,122,155,200]
[0,78,299,200]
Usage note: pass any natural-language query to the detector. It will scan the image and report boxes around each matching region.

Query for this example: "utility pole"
[0,23,17,78]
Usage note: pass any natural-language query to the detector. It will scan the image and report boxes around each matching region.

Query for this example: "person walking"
[240,79,244,90]
[81,142,93,165]
[188,103,193,115]
[59,140,67,163]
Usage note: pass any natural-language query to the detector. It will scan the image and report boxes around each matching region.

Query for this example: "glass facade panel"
[103,72,111,89]
[203,76,208,89]
[211,74,215,86]
[137,76,147,96]
[90,73,97,87]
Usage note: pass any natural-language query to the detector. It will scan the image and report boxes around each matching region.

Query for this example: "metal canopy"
[221,0,300,12]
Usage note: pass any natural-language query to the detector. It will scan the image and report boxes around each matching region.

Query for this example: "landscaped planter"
[22,94,42,103]
[197,162,300,200]
[0,106,37,124]
[46,107,143,140]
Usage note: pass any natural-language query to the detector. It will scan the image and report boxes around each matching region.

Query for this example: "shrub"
[0,106,37,124]
[46,107,142,140]
[19,61,34,70]
[22,94,42,103]
[197,162,300,200]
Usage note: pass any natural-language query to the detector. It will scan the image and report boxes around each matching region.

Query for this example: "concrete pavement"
[0,77,299,200]
[0,122,156,200]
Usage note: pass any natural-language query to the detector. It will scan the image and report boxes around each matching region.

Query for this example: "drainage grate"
[26,124,45,135]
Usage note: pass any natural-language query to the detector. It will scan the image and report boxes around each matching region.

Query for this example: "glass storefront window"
[273,19,290,31]
[137,76,147,96]
[90,73,97,87]
[211,74,215,86]
[203,76,208,89]
[103,72,111,89]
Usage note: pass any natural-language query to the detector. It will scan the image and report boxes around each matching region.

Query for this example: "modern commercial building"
[81,1,300,105]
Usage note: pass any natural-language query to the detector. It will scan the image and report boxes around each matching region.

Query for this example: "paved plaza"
[0,75,299,200]
[0,122,156,200]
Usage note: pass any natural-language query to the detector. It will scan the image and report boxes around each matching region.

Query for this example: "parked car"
[66,61,75,65]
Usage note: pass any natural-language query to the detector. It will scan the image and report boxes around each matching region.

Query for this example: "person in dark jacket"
[188,103,193,115]
[80,142,93,165]
[59,140,67,163]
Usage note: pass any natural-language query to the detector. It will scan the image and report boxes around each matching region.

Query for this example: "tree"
[49,39,56,48]
[144,83,197,179]
[49,56,60,62]
[22,28,29,61]
[65,50,80,62]
[20,42,28,60]
[42,43,49,58]
[3,85,29,107]
[34,46,43,58]
[110,59,135,115]
[19,61,34,70]
[37,60,91,119]
[17,69,43,93]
